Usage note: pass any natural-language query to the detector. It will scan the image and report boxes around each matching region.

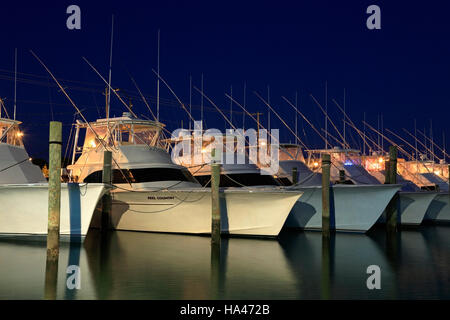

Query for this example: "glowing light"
[378,157,384,163]
[201,148,207,154]
[16,131,24,137]
[260,141,267,146]
[90,140,97,148]
[313,162,319,167]
[344,160,353,166]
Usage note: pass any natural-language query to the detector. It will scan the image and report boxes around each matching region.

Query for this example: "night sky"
[0,0,449,161]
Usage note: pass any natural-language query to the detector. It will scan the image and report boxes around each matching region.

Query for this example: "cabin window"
[195,173,280,187]
[84,168,198,184]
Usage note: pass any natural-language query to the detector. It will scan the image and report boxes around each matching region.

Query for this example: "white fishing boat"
[364,154,438,225]
[67,114,302,237]
[0,118,106,239]
[278,145,400,232]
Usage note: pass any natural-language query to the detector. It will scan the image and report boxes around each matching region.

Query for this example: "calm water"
[0,225,449,300]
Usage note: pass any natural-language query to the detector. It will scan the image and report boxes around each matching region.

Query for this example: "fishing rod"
[343,119,380,153]
[402,128,437,160]
[385,128,418,160]
[310,94,350,149]
[363,121,410,158]
[416,128,450,160]
[332,99,371,154]
[254,91,308,150]
[31,50,133,186]
[281,96,328,147]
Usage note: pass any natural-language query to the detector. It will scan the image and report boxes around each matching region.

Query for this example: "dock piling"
[211,149,221,244]
[101,151,112,231]
[386,146,399,232]
[45,121,62,300]
[322,154,331,234]
[292,167,298,184]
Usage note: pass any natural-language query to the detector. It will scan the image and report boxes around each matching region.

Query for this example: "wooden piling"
[322,154,331,234]
[386,146,399,232]
[292,167,298,184]
[339,170,345,183]
[211,149,221,243]
[102,151,112,231]
[384,160,391,184]
[45,121,62,300]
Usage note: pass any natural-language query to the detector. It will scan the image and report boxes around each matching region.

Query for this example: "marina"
[0,1,449,305]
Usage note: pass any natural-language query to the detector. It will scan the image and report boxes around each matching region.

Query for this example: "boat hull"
[102,188,302,237]
[425,193,450,222]
[0,183,106,238]
[378,192,437,225]
[285,184,401,233]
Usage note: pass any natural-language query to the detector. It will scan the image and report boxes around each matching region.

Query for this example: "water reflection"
[0,226,449,299]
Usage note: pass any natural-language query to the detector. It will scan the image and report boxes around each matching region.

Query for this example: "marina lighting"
[378,158,384,163]
[313,162,319,167]
[201,148,207,154]
[260,141,267,146]
[16,131,23,137]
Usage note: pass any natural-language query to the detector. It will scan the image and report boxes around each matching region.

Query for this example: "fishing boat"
[0,117,106,239]
[363,153,438,225]
[278,145,400,232]
[67,114,302,237]
[173,138,399,233]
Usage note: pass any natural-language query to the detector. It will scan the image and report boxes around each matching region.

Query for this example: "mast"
[13,48,17,121]
[157,29,160,122]
[443,131,446,162]
[430,119,434,162]
[107,15,114,120]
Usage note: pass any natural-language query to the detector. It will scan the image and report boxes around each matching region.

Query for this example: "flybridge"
[0,118,24,147]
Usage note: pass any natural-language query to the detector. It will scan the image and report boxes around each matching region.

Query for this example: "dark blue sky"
[0,0,449,160]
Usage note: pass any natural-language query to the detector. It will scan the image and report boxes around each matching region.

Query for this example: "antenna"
[201,73,204,124]
[414,119,418,161]
[243,82,246,129]
[325,81,328,149]
[230,85,233,125]
[343,88,346,148]
[189,75,192,131]
[295,91,298,144]
[157,29,160,121]
[267,86,270,133]
[107,15,114,120]
[363,112,366,155]
[13,48,17,120]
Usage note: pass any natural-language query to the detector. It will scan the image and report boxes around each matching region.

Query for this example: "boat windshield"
[0,120,24,147]
[84,167,198,184]
[80,118,164,153]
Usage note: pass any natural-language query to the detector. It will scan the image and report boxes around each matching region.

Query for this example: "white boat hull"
[100,188,302,237]
[378,192,437,225]
[425,193,450,222]
[285,184,401,233]
[0,183,106,238]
